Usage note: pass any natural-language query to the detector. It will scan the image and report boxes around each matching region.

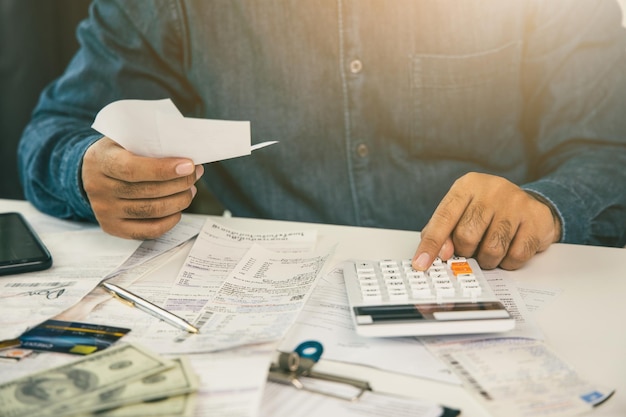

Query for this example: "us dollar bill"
[71,393,198,417]
[66,357,199,416]
[0,343,173,417]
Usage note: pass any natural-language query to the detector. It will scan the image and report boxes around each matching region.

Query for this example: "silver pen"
[100,281,199,334]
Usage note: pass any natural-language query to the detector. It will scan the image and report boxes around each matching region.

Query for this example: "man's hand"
[412,172,562,271]
[82,137,204,240]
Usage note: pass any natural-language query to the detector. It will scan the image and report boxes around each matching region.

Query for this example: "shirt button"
[350,59,363,74]
[356,143,369,158]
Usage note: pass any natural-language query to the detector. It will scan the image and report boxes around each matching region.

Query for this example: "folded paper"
[91,98,277,164]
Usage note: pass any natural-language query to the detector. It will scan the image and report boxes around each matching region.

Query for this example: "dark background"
[0,0,90,200]
[0,0,221,214]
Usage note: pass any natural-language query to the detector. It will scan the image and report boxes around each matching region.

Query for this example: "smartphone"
[0,212,53,276]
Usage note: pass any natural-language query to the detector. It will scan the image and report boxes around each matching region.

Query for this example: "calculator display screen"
[354,301,508,322]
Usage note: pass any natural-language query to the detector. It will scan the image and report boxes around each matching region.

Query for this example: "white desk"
[1,198,624,416]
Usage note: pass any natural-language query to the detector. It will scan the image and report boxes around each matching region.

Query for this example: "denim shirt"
[18,0,626,247]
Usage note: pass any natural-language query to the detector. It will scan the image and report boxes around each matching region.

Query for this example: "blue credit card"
[19,319,131,355]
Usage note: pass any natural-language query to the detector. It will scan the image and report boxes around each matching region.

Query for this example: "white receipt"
[427,337,614,417]
[73,219,324,354]
[91,98,277,164]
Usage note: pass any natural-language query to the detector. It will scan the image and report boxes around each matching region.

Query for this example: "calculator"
[343,257,515,337]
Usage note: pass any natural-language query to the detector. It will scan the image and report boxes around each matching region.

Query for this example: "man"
[18,1,626,271]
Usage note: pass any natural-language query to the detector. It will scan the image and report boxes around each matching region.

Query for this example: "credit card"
[19,319,131,355]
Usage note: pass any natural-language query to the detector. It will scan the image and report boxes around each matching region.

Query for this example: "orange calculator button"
[450,261,473,276]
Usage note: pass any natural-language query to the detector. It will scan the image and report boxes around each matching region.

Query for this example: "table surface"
[1,198,624,416]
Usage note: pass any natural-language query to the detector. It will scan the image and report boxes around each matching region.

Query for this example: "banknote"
[67,357,199,416]
[72,393,198,417]
[0,343,174,417]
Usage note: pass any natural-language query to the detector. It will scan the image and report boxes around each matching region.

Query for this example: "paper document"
[279,264,460,384]
[79,219,326,355]
[163,218,318,314]
[260,381,457,417]
[91,98,277,164]
[516,282,563,312]
[188,342,278,417]
[427,337,614,417]
[162,243,334,353]
[419,268,544,348]
[279,265,544,385]
[483,269,543,340]
[0,230,140,341]
[104,214,205,279]
[54,215,204,323]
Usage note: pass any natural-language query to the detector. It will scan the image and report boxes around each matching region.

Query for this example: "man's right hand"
[82,137,204,240]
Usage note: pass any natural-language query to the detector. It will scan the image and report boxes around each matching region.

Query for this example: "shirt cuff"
[60,133,102,222]
[522,179,588,245]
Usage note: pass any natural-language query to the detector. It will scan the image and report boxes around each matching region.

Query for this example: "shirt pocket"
[409,41,524,170]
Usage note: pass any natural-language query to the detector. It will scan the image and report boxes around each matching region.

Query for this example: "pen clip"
[100,283,136,308]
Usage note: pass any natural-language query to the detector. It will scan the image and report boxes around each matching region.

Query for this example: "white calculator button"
[461,284,482,297]
[405,271,425,279]
[385,282,406,290]
[361,291,382,300]
[359,282,380,291]
[361,291,382,302]
[456,273,476,282]
[408,278,429,288]
[387,288,406,297]
[432,277,452,286]
[435,285,456,297]
[388,294,409,301]
[429,272,447,280]
[384,280,404,289]
[459,278,480,287]
[447,256,467,265]
[413,287,433,298]
[356,315,374,324]
[357,273,376,280]
[432,257,443,266]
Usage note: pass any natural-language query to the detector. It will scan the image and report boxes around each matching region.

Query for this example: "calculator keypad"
[344,257,515,336]
[354,257,484,304]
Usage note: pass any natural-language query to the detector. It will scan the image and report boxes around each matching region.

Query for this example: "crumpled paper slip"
[91,98,277,164]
